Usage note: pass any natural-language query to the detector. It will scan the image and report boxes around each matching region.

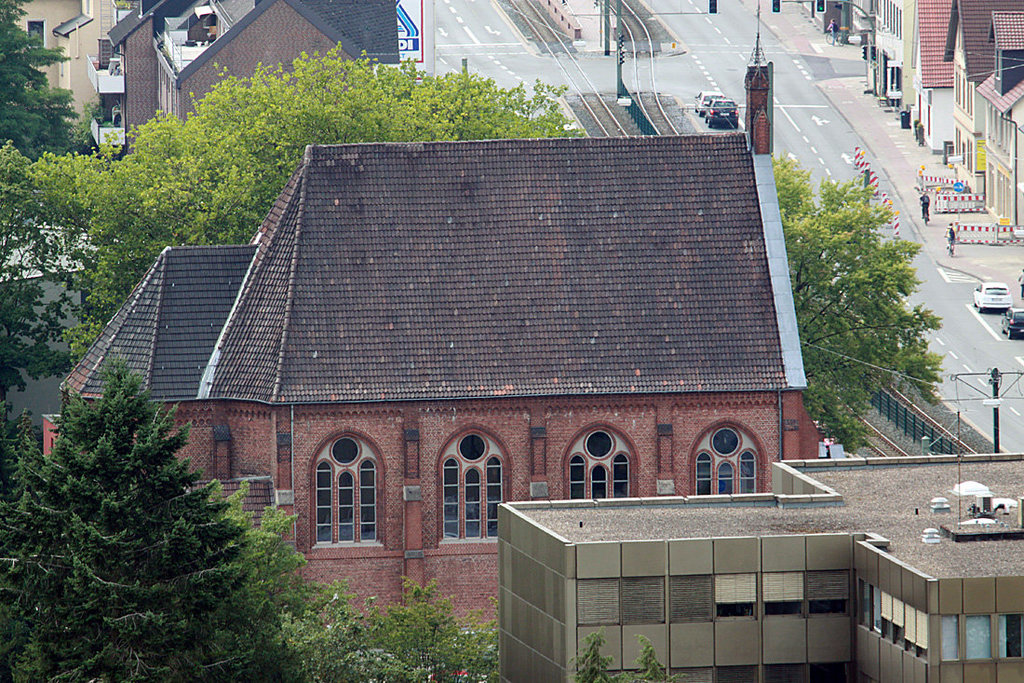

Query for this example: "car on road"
[973,282,1013,312]
[694,90,725,117]
[1002,308,1024,338]
[705,97,739,128]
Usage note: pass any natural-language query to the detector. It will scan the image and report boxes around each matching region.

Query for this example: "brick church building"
[62,134,819,613]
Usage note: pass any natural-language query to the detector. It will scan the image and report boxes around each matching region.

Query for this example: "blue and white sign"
[953,181,965,193]
[397,0,423,63]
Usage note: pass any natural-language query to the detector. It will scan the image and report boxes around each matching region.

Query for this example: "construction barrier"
[934,192,985,213]
[916,173,957,190]
[953,223,1024,245]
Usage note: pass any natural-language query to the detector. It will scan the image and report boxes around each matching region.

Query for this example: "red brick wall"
[123,17,160,135]
[177,1,341,117]
[169,390,817,614]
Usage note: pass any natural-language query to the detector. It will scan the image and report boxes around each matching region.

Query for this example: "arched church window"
[441,432,504,540]
[566,428,632,499]
[314,435,379,544]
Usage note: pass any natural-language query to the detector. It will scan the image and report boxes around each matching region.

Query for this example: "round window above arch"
[711,427,739,456]
[585,430,613,458]
[332,436,360,464]
[459,434,487,461]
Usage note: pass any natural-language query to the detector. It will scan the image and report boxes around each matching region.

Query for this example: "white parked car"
[694,90,725,117]
[973,282,1013,312]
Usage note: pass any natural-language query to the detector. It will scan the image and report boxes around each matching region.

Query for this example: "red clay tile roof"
[992,11,1024,49]
[921,0,955,88]
[945,0,1022,83]
[207,135,790,403]
[977,70,1024,111]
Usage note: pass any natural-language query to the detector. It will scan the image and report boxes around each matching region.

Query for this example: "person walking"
[827,19,838,45]
[1018,268,1024,298]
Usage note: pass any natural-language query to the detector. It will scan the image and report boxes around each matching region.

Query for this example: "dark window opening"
[570,455,585,499]
[27,20,43,40]
[765,601,802,616]
[332,437,358,464]
[716,602,754,617]
[712,427,739,455]
[586,430,612,457]
[459,434,486,460]
[809,599,847,615]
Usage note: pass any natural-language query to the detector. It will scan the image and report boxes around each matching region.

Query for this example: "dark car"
[706,98,739,128]
[1001,308,1024,338]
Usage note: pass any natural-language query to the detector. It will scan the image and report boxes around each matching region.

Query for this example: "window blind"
[670,575,713,622]
[763,572,804,602]
[905,605,917,643]
[892,598,904,627]
[715,573,756,603]
[881,591,892,620]
[917,609,929,649]
[577,578,619,625]
[806,570,849,599]
[621,576,665,624]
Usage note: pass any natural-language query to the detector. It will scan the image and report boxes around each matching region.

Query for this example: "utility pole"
[990,368,1002,453]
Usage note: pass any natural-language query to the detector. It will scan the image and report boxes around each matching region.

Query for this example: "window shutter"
[577,578,620,625]
[763,572,804,602]
[806,570,849,599]
[905,605,917,643]
[670,575,713,622]
[672,668,713,683]
[917,610,929,649]
[881,591,893,620]
[715,573,756,603]
[892,598,905,627]
[715,665,759,683]
[621,576,665,624]
[764,663,806,683]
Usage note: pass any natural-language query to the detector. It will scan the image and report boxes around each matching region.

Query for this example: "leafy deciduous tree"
[0,142,71,411]
[32,53,575,353]
[0,0,75,158]
[774,158,942,447]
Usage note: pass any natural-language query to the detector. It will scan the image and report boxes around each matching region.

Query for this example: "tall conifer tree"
[0,363,249,680]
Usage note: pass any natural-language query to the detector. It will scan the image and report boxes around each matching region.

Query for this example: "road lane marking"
[1015,356,1024,368]
[810,146,818,154]
[938,267,979,284]
[966,304,1005,342]
[817,157,824,165]
[825,169,832,177]
[777,105,801,133]
[935,337,946,346]
[947,350,957,358]
[963,363,972,371]
[463,26,480,43]
[1012,406,1022,417]
[456,15,464,23]
[484,25,500,35]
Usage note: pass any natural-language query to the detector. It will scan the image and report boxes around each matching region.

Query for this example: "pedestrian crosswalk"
[937,267,979,284]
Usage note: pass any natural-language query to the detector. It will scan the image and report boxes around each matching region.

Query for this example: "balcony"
[91,119,125,146]
[88,56,124,94]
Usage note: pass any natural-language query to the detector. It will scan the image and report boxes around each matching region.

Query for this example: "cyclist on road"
[919,192,930,224]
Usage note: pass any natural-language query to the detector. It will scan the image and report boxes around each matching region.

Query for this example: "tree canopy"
[32,52,575,353]
[0,0,75,157]
[774,158,942,447]
[0,142,70,411]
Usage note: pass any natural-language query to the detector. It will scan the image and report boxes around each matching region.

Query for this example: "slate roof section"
[945,0,1021,83]
[67,245,256,399]
[920,0,955,88]
[206,135,793,404]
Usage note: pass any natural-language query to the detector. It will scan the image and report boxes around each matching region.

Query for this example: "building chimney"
[745,34,772,154]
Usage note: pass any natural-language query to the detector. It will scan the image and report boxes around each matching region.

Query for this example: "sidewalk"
[745,0,1024,293]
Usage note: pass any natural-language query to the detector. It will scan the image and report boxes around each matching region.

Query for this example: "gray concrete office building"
[499,454,1024,682]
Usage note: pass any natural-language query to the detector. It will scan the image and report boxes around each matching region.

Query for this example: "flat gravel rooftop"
[519,458,1024,578]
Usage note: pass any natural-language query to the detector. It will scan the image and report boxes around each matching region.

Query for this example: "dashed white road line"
[463,26,480,43]
[948,350,958,359]
[935,337,946,346]
[1011,406,1022,417]
[810,146,818,154]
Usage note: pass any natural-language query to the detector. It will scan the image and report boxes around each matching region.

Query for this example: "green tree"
[774,158,942,447]
[0,363,260,680]
[0,0,75,157]
[366,578,497,682]
[32,52,575,353]
[0,142,71,410]
[574,629,615,683]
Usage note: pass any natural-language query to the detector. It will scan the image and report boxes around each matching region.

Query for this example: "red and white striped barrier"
[892,209,900,237]
[934,192,985,213]
[916,173,956,190]
[952,223,1024,244]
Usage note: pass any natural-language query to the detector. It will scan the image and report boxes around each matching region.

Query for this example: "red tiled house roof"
[920,0,955,88]
[945,0,1023,83]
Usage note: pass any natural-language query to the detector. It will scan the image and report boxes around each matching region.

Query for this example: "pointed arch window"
[441,433,504,540]
[567,428,632,499]
[314,435,379,544]
[693,426,761,495]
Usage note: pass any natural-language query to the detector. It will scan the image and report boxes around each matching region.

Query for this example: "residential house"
[500,454,1024,682]
[914,0,954,154]
[88,0,397,145]
[875,0,916,109]
[943,0,1020,194]
[976,11,1024,224]
[60,134,821,614]
[22,0,101,115]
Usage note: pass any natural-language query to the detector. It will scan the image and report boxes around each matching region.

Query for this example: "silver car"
[973,282,1013,312]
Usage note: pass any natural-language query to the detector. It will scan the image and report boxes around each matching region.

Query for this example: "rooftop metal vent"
[922,528,941,544]
[930,497,951,513]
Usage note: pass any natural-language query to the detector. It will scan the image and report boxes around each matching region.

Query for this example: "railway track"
[505,1,631,137]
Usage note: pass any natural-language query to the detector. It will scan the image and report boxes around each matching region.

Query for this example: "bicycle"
[947,239,956,257]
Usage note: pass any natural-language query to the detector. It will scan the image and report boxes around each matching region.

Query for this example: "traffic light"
[862,45,868,60]
[815,0,824,10]
[709,0,717,13]
[772,0,780,12]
